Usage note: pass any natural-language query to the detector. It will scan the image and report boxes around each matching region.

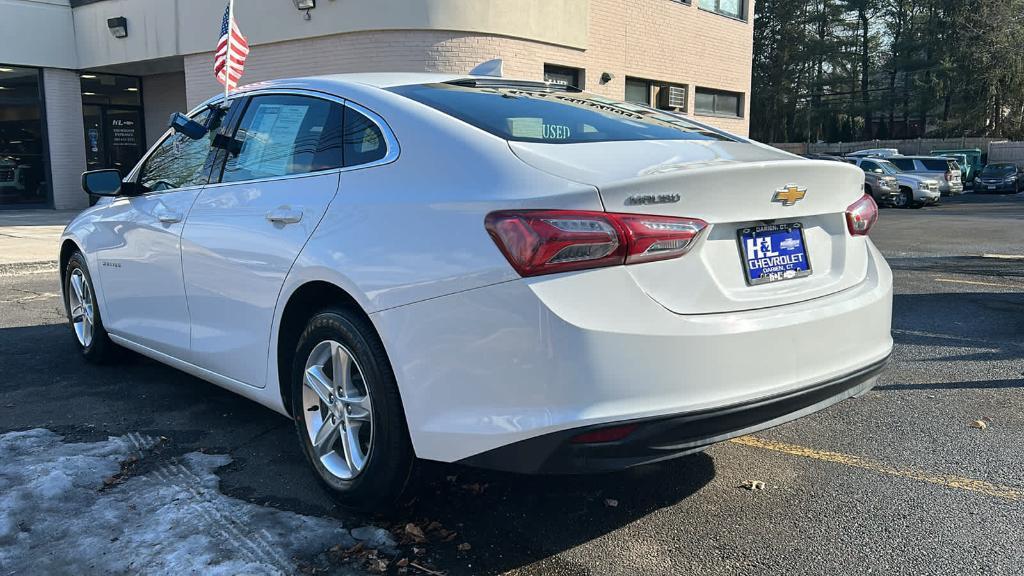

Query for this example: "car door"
[180,92,349,388]
[92,105,233,358]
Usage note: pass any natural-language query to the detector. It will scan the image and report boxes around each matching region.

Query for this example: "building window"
[695,87,743,117]
[625,78,653,105]
[0,65,49,207]
[698,0,745,20]
[544,64,584,90]
[655,84,688,112]
[626,78,689,113]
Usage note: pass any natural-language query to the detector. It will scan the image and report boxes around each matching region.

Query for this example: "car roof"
[892,155,952,160]
[195,73,565,111]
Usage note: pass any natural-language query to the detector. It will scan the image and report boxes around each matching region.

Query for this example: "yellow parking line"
[933,277,1020,289]
[730,436,1024,502]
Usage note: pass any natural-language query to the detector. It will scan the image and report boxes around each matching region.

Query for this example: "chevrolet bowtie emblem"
[772,185,807,206]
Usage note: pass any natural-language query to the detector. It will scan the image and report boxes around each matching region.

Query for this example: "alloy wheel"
[302,340,374,480]
[68,268,95,348]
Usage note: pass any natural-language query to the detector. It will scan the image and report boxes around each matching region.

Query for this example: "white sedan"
[63,72,893,510]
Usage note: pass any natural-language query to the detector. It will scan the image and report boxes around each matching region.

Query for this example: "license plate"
[987,185,996,190]
[738,223,811,286]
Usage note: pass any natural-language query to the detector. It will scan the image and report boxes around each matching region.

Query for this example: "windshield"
[874,160,901,175]
[388,82,733,144]
[982,164,1016,176]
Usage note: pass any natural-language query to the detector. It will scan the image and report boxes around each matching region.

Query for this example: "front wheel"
[893,189,912,208]
[63,251,117,363]
[291,308,414,511]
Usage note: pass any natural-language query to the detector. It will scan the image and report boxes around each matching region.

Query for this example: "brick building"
[0,0,754,210]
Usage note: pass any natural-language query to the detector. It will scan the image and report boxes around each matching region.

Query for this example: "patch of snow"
[0,429,393,575]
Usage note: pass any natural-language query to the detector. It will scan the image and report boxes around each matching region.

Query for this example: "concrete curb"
[0,260,60,278]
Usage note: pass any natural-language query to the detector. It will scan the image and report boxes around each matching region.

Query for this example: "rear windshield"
[388,82,733,144]
[921,158,955,171]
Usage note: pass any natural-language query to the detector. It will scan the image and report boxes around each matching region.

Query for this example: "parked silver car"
[888,156,963,196]
[846,157,900,205]
[847,157,940,208]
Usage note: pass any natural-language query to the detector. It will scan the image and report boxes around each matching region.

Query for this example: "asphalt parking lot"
[1,192,1021,575]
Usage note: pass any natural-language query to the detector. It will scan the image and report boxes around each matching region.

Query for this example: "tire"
[894,188,912,209]
[290,308,414,511]
[63,251,117,363]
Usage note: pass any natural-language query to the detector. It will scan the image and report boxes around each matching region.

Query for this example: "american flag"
[214,1,249,91]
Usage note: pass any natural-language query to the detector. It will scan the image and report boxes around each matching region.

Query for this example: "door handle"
[266,207,303,225]
[155,210,182,224]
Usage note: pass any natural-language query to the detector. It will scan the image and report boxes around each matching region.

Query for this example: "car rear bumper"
[459,354,889,473]
[372,242,894,466]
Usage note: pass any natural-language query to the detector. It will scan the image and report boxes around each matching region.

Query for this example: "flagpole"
[224,0,234,100]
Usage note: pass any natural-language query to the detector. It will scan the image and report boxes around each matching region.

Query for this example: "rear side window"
[222,94,343,183]
[389,82,731,143]
[921,159,953,171]
[343,106,387,167]
[889,158,915,171]
[860,160,880,172]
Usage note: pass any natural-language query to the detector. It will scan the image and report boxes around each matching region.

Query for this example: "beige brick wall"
[43,68,89,210]
[183,0,753,136]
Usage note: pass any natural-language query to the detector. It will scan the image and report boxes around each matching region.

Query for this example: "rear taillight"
[485,210,707,277]
[845,194,878,236]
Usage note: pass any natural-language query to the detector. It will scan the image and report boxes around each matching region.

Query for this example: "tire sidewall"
[290,309,413,507]
[64,252,111,360]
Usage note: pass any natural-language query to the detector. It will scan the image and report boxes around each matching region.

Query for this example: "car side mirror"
[81,169,123,197]
[872,169,883,174]
[169,112,208,140]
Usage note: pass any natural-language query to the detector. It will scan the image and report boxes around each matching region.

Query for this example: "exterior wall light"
[107,17,128,39]
[293,0,315,20]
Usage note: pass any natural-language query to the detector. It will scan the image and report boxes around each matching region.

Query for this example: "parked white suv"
[888,156,964,196]
[62,74,893,509]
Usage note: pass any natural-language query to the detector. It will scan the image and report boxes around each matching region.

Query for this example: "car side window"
[861,160,879,172]
[343,106,388,167]
[137,108,223,192]
[889,158,914,171]
[222,95,343,183]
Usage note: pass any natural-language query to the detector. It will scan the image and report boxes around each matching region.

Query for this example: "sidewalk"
[0,210,80,272]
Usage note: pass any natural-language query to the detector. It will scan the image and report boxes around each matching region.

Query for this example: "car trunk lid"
[510,139,871,314]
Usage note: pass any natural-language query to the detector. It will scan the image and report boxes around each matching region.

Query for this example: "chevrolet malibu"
[62,73,893,509]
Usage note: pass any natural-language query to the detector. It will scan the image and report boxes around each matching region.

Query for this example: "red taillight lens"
[845,194,878,236]
[485,210,707,277]
[615,214,707,264]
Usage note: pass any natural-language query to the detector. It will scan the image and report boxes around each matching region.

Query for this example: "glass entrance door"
[80,74,145,177]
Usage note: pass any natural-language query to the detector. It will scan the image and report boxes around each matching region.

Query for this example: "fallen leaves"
[969,417,992,430]
[456,542,472,552]
[741,480,766,491]
[603,498,619,508]
[100,456,139,491]
[404,523,427,543]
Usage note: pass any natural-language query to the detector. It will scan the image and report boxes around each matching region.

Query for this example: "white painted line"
[934,277,1021,289]
[981,253,1024,260]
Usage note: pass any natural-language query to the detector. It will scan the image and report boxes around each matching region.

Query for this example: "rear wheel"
[63,252,117,363]
[291,308,414,511]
